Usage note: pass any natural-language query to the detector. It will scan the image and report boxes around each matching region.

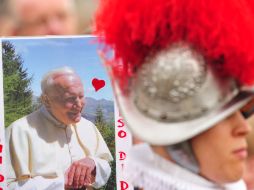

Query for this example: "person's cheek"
[65,102,73,109]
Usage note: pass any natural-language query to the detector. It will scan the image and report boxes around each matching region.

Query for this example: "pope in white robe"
[5,67,113,190]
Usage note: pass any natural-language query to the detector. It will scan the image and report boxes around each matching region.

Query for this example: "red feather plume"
[95,0,254,88]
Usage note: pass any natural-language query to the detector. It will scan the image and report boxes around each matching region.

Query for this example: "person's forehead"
[16,0,72,8]
[15,0,73,18]
[53,74,83,89]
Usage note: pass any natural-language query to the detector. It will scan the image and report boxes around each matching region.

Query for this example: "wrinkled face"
[13,0,77,35]
[191,111,251,183]
[45,74,85,125]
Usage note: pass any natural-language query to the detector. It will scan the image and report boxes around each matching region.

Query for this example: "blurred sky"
[3,36,114,100]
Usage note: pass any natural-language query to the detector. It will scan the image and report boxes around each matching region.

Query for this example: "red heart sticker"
[92,78,106,92]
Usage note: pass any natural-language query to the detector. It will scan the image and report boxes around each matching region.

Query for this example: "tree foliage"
[95,105,116,190]
[3,41,33,127]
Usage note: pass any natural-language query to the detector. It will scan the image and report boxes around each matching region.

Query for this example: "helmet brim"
[115,84,253,145]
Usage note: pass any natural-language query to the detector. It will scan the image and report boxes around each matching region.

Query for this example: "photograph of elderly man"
[3,37,115,190]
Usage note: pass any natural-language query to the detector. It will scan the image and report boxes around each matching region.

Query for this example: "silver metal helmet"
[113,43,253,145]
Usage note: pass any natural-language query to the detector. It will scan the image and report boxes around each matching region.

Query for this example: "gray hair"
[41,66,76,95]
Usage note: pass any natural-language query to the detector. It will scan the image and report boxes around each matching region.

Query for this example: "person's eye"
[241,98,254,119]
[241,109,254,119]
[66,97,76,102]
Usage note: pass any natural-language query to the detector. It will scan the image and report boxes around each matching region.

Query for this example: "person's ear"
[41,94,51,108]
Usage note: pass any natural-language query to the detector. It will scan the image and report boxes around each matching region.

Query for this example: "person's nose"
[232,111,252,137]
[74,97,84,109]
[45,17,63,35]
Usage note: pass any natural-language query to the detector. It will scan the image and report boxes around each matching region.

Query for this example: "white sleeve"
[12,176,65,190]
[224,179,247,190]
[90,157,112,189]
[91,126,113,188]
[6,123,30,179]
